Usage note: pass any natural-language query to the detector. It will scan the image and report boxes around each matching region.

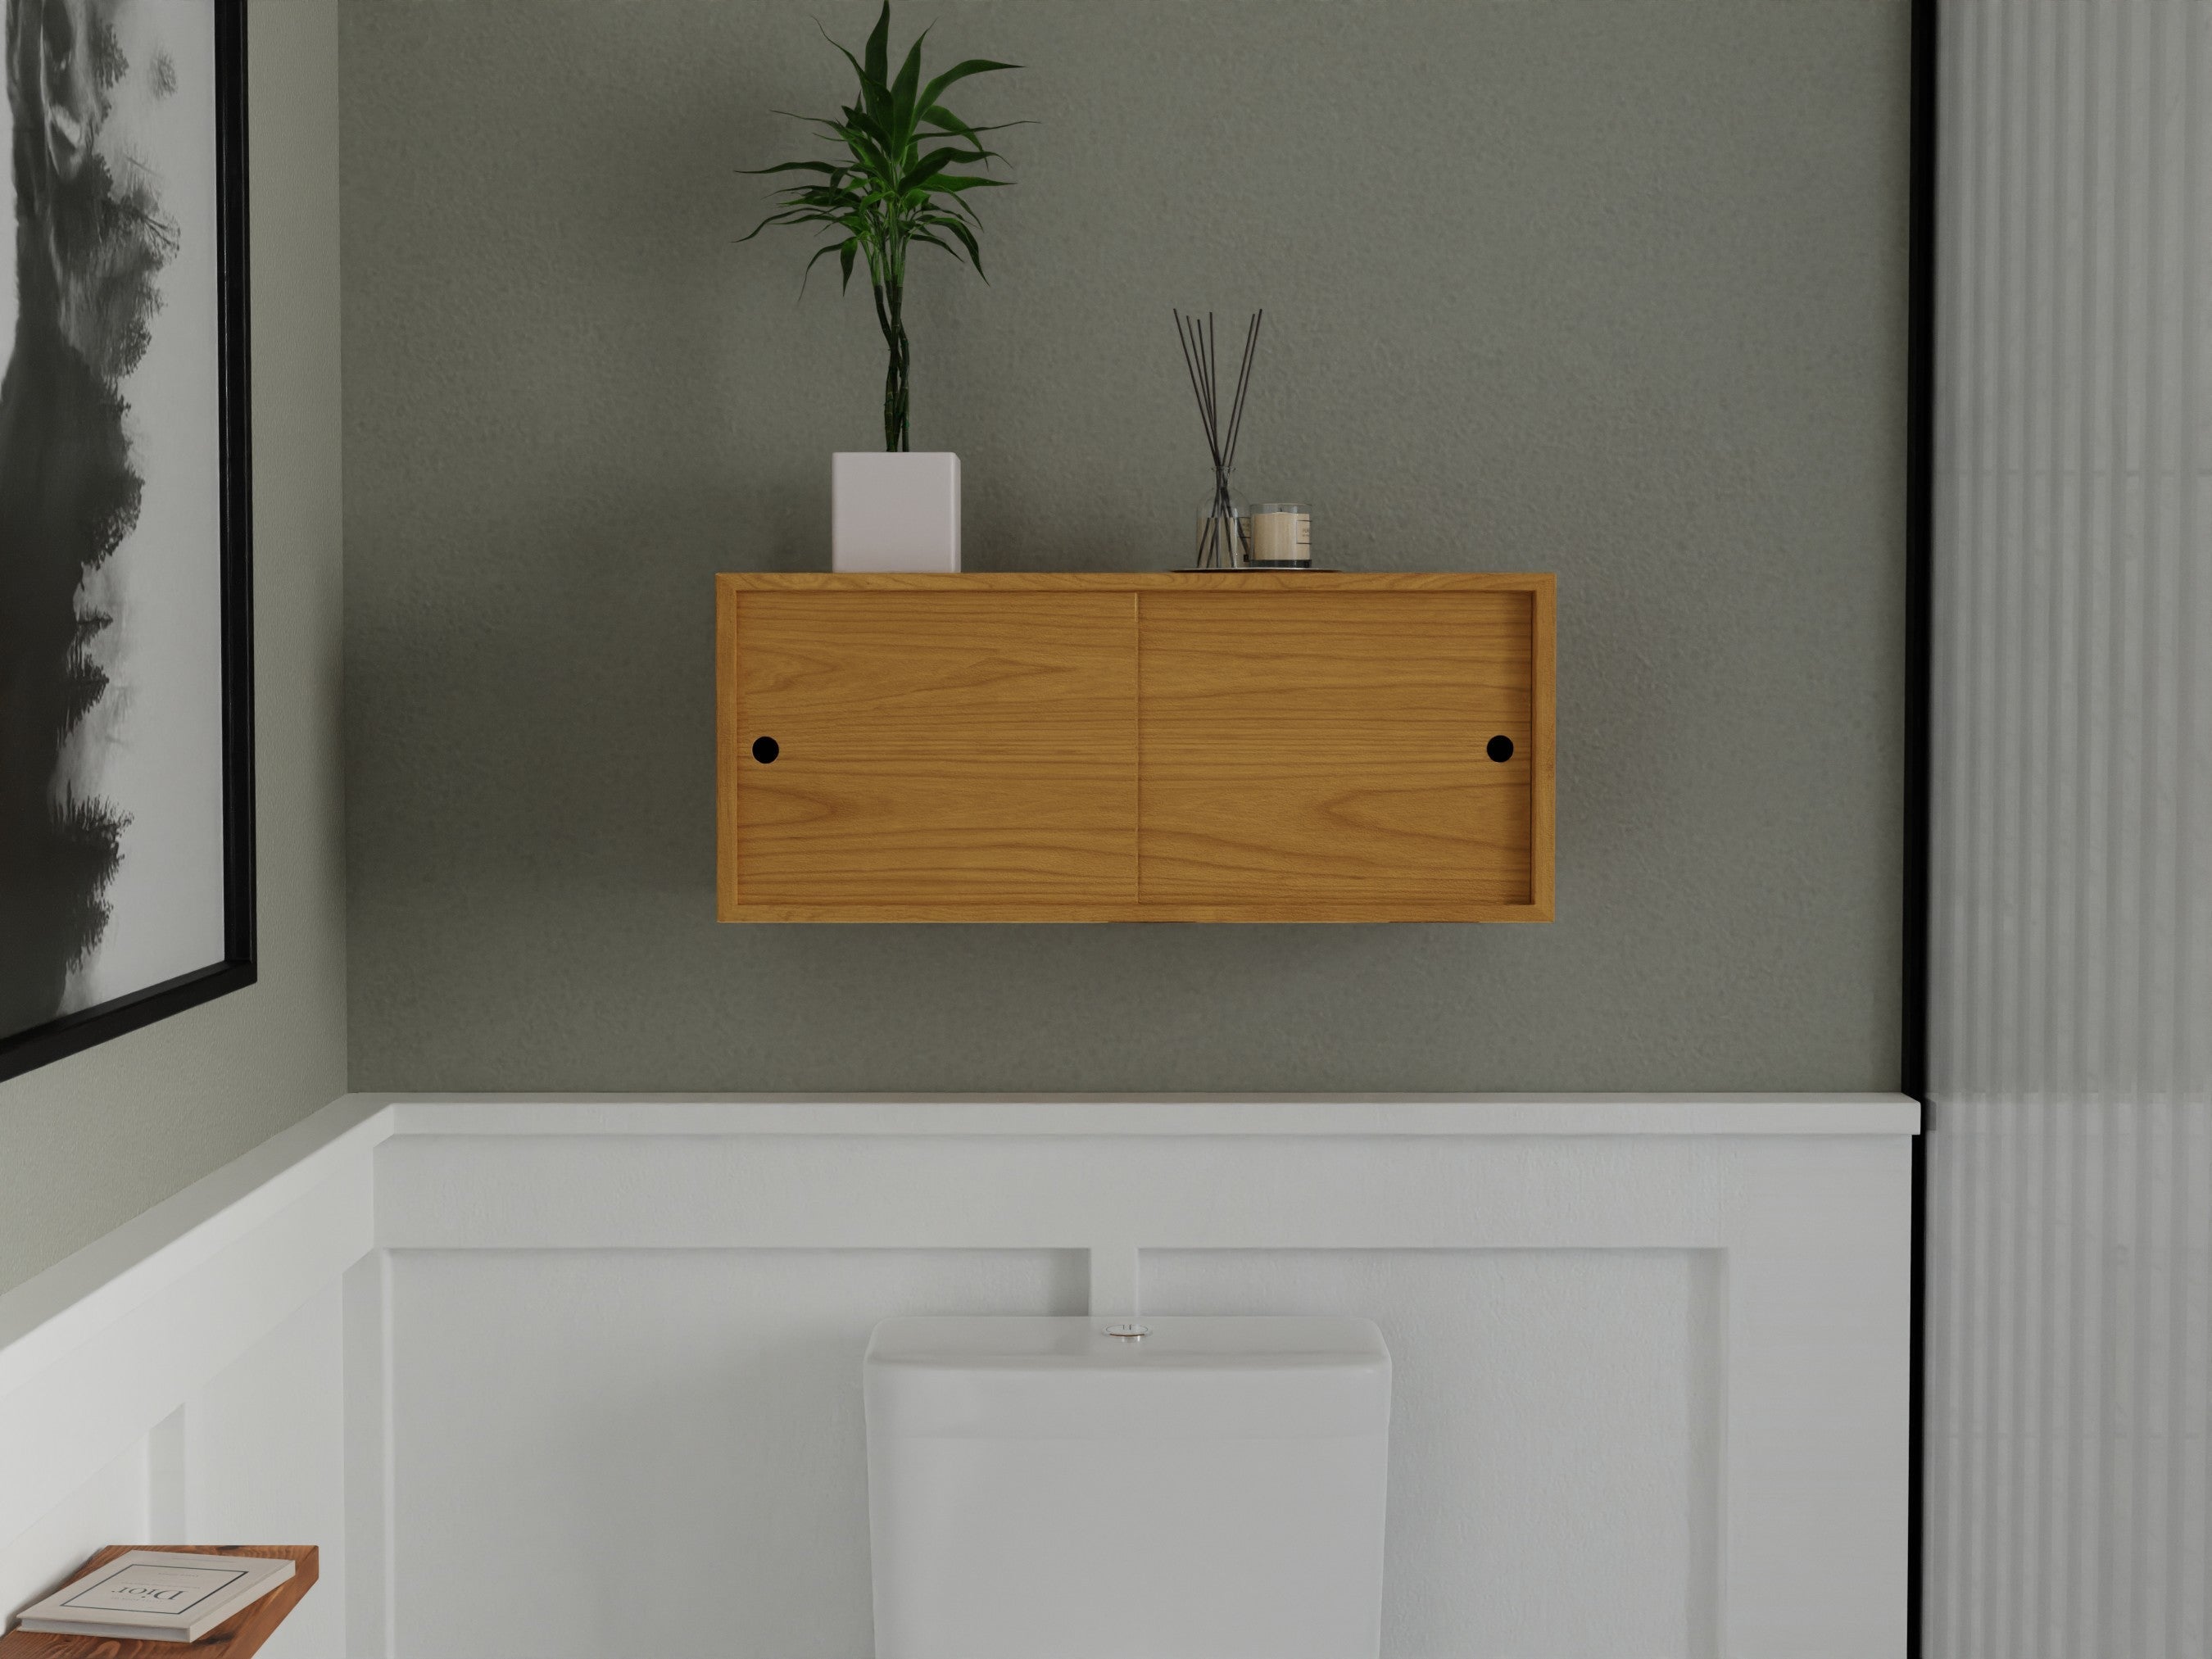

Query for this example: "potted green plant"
[744,2,1020,570]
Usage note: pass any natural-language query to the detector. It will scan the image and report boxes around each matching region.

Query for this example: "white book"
[15,1551,295,1644]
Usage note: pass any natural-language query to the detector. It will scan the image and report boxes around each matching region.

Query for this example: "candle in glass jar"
[1246,503,1312,567]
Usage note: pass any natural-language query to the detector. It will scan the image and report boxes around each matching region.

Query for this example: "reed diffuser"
[1173,310,1263,569]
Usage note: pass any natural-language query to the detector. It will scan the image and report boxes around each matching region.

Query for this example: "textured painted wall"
[0,0,347,1294]
[342,0,1908,1092]
[1924,2,2212,1654]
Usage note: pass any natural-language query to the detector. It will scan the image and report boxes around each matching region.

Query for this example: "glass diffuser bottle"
[1173,309,1263,569]
[1195,478,1248,569]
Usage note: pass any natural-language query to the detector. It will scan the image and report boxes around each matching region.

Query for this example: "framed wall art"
[1,0,252,1083]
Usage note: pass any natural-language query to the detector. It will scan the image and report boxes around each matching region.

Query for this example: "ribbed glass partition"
[1928,2,2212,1655]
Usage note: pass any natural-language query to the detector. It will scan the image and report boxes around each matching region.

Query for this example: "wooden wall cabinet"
[717,573,1554,922]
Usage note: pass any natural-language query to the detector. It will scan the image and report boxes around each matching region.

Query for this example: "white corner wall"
[1928,3,2212,1656]
[0,1099,377,1657]
[2,1095,1915,1659]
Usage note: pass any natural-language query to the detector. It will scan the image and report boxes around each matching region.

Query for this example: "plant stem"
[873,277,911,451]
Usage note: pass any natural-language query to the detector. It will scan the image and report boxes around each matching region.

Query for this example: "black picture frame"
[0,0,255,1085]
[1902,1,1937,1650]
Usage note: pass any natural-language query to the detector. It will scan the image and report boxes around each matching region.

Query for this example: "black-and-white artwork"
[1,0,252,1082]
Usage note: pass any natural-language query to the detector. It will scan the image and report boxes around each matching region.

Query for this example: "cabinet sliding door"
[1137,589,1548,921]
[719,591,1140,918]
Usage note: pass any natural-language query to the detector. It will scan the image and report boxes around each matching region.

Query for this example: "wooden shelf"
[714,570,1551,592]
[717,571,1556,923]
[2,1548,317,1659]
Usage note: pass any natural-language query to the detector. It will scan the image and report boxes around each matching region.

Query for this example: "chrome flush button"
[1104,1323,1150,1340]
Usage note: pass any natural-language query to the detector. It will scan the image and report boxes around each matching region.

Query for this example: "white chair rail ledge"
[0,1094,1917,1659]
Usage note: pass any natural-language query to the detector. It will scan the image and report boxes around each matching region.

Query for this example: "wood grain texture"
[1529,575,1557,920]
[719,588,1138,915]
[1,1548,316,1659]
[718,571,1549,593]
[714,573,1553,922]
[1140,589,1538,917]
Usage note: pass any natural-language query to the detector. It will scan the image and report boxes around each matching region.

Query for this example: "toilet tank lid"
[863,1317,1390,1440]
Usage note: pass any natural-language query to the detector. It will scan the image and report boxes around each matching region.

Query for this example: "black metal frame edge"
[0,0,256,1087]
[1902,0,1938,1654]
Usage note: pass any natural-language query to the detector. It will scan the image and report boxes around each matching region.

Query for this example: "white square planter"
[832,451,962,573]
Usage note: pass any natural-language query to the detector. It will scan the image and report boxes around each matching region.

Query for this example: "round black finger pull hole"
[1486,735,1515,764]
[752,736,780,764]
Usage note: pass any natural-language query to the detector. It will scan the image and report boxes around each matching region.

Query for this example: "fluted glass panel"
[1929,2,2212,1656]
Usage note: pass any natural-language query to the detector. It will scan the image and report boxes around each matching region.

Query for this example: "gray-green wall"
[0,0,347,1297]
[342,0,1907,1092]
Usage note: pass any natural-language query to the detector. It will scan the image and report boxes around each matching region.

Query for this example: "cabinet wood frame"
[717,572,1555,923]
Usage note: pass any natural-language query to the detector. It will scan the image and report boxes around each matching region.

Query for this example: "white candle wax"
[1248,506,1311,565]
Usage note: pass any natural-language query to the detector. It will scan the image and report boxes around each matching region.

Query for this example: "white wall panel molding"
[342,1249,396,1659]
[0,1099,381,1549]
[360,1094,1914,1659]
[0,1095,380,1652]
[2,1095,1915,1658]
[378,1094,1920,1139]
[0,1096,387,1401]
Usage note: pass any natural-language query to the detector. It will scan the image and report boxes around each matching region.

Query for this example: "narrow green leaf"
[898,145,980,192]
[890,28,930,143]
[918,58,1020,111]
[918,101,980,143]
[744,208,824,243]
[863,2,891,95]
[919,198,981,231]
[812,20,872,102]
[746,206,832,228]
[929,212,983,274]
[909,228,969,264]
[837,105,896,157]
[922,111,1025,133]
[919,118,1021,176]
[836,104,877,138]
[838,131,895,178]
[741,159,846,179]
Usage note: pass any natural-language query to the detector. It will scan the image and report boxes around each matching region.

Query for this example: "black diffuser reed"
[1174,310,1263,569]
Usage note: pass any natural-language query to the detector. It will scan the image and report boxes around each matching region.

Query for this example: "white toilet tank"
[864,1315,1390,1659]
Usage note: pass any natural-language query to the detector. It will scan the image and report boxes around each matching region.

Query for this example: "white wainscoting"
[1,1095,1917,1659]
[0,1097,381,1659]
